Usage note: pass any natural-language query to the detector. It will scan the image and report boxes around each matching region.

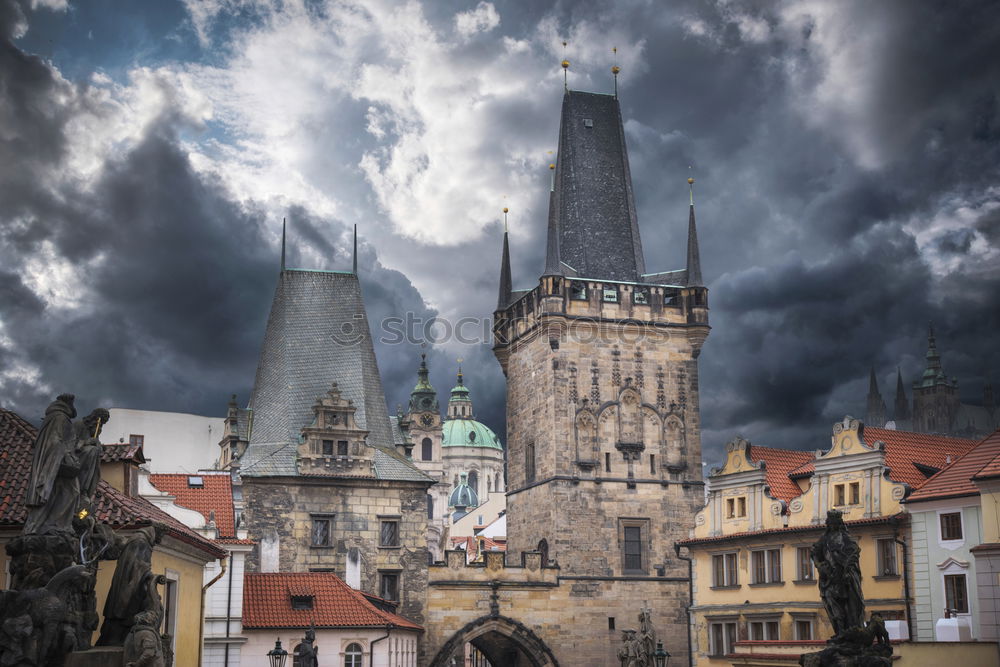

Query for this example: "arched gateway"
[430,615,559,667]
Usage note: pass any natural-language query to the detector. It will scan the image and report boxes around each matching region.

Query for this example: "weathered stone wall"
[423,551,692,666]
[242,476,430,624]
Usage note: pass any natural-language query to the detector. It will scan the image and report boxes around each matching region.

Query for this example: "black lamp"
[654,640,670,667]
[267,638,288,667]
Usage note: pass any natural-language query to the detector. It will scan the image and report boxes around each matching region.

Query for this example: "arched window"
[421,437,432,461]
[468,470,479,497]
[538,538,549,566]
[344,643,363,667]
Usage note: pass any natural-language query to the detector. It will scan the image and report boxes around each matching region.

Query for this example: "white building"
[103,407,225,472]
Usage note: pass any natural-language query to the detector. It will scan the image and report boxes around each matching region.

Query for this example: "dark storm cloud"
[2,0,999,466]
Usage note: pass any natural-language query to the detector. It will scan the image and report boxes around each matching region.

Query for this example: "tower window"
[337,440,349,457]
[311,516,332,547]
[322,439,333,456]
[570,281,587,300]
[421,437,432,461]
[583,118,594,128]
[602,287,619,303]
[380,520,400,547]
[427,494,434,519]
[525,442,536,483]
[605,452,611,473]
[379,571,399,602]
[633,288,649,305]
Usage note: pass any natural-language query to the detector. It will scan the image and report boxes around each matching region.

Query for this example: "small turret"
[686,177,703,287]
[498,208,513,309]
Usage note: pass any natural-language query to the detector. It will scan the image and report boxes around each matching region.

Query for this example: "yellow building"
[0,407,226,667]
[679,416,980,666]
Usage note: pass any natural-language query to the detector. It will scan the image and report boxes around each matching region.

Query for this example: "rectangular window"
[709,621,737,657]
[749,620,780,641]
[850,482,860,505]
[570,281,587,300]
[380,520,400,547]
[649,454,655,474]
[945,574,969,614]
[290,595,314,610]
[737,497,747,517]
[526,443,536,482]
[161,577,177,637]
[795,619,813,640]
[379,572,399,602]
[751,549,782,583]
[632,288,649,305]
[605,452,611,473]
[712,552,739,587]
[602,287,618,303]
[321,439,333,456]
[426,494,434,520]
[834,484,846,506]
[941,512,963,541]
[876,538,897,576]
[337,440,349,456]
[623,526,642,572]
[129,434,144,447]
[797,546,814,581]
[311,517,332,547]
[726,498,735,519]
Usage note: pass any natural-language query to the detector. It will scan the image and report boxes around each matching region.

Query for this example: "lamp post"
[267,638,288,667]
[654,640,670,667]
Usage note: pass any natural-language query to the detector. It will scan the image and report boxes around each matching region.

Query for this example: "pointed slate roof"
[545,91,645,281]
[685,203,703,287]
[241,269,400,477]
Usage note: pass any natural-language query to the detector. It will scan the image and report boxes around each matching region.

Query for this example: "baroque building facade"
[401,356,505,562]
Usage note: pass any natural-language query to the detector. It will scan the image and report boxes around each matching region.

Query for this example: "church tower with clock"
[403,355,506,561]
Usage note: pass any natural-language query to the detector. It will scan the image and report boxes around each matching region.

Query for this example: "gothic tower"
[912,323,960,434]
[492,88,709,660]
[865,367,887,427]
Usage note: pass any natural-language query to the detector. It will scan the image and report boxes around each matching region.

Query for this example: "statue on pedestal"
[294,622,319,667]
[98,524,166,646]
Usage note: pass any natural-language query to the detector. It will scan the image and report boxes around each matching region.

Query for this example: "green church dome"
[442,418,503,450]
[449,473,479,509]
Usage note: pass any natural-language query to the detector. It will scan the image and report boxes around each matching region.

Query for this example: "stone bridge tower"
[491,87,710,662]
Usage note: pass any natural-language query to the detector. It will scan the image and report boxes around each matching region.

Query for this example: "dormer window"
[188,476,203,488]
[583,118,594,128]
[602,287,618,303]
[570,281,587,300]
[290,595,314,610]
[633,288,649,305]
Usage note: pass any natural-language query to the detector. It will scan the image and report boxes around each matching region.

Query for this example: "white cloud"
[455,2,499,38]
[31,0,69,11]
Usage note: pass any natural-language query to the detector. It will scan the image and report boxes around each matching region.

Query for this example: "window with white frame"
[709,619,738,656]
[751,548,782,584]
[343,642,364,667]
[796,546,814,581]
[793,617,814,640]
[712,552,739,587]
[944,573,969,614]
[940,512,963,541]
[876,538,898,576]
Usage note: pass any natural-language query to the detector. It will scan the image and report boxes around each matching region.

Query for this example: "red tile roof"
[149,472,236,538]
[786,427,979,489]
[679,513,908,546]
[972,432,1000,480]
[906,429,1000,502]
[0,408,224,559]
[101,442,146,463]
[746,445,815,503]
[242,572,422,631]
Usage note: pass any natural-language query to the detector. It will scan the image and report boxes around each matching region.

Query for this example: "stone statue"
[123,610,166,667]
[97,525,166,646]
[867,613,890,646]
[800,510,892,667]
[617,629,640,667]
[75,408,110,512]
[294,622,319,667]
[24,394,80,537]
[638,608,656,667]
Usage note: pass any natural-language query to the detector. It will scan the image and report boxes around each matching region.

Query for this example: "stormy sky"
[1,0,998,466]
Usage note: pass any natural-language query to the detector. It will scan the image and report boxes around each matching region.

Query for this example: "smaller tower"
[912,323,960,434]
[866,367,887,428]
[447,365,474,419]
[893,367,910,423]
[498,208,512,309]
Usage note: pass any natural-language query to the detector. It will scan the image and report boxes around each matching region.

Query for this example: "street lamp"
[267,638,288,667]
[654,640,670,667]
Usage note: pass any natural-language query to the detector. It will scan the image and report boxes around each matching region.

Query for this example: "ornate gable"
[297,383,374,477]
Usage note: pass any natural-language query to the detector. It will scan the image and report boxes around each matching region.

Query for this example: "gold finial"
[611,47,620,97]
[561,41,569,90]
[503,207,509,213]
[687,177,695,185]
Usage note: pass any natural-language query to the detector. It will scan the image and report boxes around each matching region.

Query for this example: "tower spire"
[686,176,703,287]
[894,366,910,422]
[280,217,286,272]
[866,366,887,427]
[352,224,358,275]
[498,207,512,309]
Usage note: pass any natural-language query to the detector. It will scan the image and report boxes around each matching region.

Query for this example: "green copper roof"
[449,473,479,509]
[442,418,503,450]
